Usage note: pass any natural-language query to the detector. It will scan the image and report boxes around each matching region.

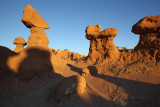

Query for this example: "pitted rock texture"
[85,24,119,62]
[131,15,160,63]
[13,37,27,53]
[132,15,160,35]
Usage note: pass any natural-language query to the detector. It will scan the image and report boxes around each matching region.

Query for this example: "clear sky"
[0,0,160,55]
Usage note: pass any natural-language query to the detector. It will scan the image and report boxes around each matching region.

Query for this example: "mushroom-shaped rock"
[13,37,27,53]
[132,15,160,35]
[22,4,50,29]
[132,15,160,51]
[55,75,86,102]
[85,24,119,62]
[22,5,50,47]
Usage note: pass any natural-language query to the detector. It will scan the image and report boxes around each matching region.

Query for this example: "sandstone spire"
[22,4,50,47]
[13,37,27,53]
[85,24,119,62]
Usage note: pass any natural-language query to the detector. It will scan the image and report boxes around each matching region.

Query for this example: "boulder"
[13,37,27,53]
[82,68,90,76]
[55,75,86,102]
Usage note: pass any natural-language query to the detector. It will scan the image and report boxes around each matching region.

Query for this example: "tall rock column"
[21,4,50,47]
[85,24,119,62]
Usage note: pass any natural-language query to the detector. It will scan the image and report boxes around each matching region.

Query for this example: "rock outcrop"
[52,49,85,61]
[85,24,119,62]
[131,15,160,63]
[13,37,27,53]
[7,46,54,80]
[22,4,50,47]
[55,75,86,102]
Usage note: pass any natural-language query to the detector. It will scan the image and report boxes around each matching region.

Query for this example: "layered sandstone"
[13,37,27,53]
[85,24,119,62]
[22,5,49,47]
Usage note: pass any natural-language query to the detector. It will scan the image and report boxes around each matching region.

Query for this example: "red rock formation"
[22,5,49,47]
[13,37,27,53]
[85,24,119,62]
[7,46,54,80]
[131,15,160,63]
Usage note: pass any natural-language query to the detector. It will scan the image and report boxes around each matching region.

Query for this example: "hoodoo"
[22,4,50,47]
[132,15,160,62]
[85,24,119,62]
[13,37,27,53]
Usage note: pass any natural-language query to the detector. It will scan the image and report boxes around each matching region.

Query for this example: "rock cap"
[132,15,160,35]
[13,37,27,45]
[21,4,50,29]
[85,24,117,40]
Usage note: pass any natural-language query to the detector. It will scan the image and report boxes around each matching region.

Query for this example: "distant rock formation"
[22,4,50,47]
[55,75,86,102]
[131,15,160,63]
[13,37,27,53]
[85,24,119,62]
[52,48,85,61]
[116,46,128,52]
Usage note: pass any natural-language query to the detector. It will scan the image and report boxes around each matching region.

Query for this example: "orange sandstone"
[13,37,27,53]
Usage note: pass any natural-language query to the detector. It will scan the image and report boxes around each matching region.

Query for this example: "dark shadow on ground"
[67,64,160,107]
[0,46,114,107]
[67,64,82,74]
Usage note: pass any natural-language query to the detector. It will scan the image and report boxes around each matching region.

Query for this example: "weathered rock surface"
[22,4,50,29]
[132,15,160,35]
[55,75,86,102]
[85,24,119,63]
[13,37,27,53]
[131,15,160,63]
[52,49,85,61]
[22,5,49,47]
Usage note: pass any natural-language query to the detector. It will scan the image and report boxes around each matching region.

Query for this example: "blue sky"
[0,0,160,55]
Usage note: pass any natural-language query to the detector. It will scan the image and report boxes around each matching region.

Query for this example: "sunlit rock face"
[13,37,27,53]
[131,15,160,63]
[85,24,119,63]
[22,4,50,48]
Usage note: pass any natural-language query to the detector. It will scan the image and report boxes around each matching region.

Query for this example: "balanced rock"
[22,5,49,47]
[13,37,27,53]
[85,24,119,62]
[55,75,86,102]
[132,15,160,51]
[22,4,49,29]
